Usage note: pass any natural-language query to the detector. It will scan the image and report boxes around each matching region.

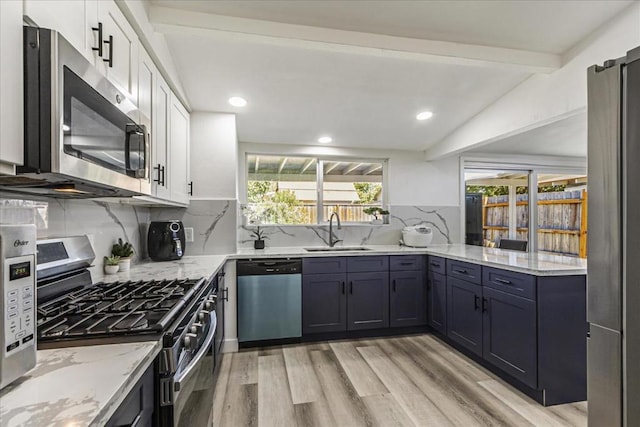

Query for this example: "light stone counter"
[0,341,160,427]
[90,254,227,283]
[234,244,587,276]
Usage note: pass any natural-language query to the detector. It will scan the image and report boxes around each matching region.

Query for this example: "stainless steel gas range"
[35,235,222,426]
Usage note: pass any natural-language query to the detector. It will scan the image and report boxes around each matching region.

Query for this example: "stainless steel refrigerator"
[588,45,640,426]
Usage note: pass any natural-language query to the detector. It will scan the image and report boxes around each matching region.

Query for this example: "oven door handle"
[174,311,217,390]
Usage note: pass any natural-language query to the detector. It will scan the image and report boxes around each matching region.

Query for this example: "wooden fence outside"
[483,190,588,258]
[260,204,381,224]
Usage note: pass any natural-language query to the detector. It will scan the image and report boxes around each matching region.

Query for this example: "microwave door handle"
[174,311,217,389]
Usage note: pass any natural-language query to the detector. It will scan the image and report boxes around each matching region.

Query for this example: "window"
[244,154,386,225]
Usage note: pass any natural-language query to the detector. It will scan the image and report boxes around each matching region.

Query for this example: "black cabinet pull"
[342,281,345,294]
[426,280,431,290]
[153,163,165,186]
[474,295,480,310]
[400,262,413,266]
[495,278,512,285]
[188,181,193,196]
[103,35,113,67]
[350,282,353,294]
[482,297,488,312]
[430,262,440,267]
[223,288,229,302]
[393,280,397,292]
[91,22,103,56]
[454,268,468,275]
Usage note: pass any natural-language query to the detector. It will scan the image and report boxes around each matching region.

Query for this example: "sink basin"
[304,247,371,252]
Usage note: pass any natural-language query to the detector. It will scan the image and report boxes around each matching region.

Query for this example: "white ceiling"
[149,0,632,154]
[467,113,587,157]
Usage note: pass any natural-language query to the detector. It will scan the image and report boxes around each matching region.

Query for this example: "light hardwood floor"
[211,334,587,427]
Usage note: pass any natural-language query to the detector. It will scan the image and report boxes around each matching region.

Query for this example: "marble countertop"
[235,244,587,275]
[89,254,227,283]
[0,341,160,427]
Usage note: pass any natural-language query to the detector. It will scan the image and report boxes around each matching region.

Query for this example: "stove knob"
[198,310,209,322]
[204,300,215,311]
[184,333,197,350]
[190,322,203,335]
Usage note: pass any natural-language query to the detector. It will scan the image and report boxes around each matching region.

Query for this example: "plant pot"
[118,257,131,272]
[254,239,265,250]
[382,214,390,224]
[371,218,383,225]
[104,264,119,274]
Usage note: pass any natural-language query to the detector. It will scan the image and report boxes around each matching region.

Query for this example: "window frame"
[243,153,389,225]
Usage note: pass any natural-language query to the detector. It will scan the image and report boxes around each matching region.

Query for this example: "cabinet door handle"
[153,163,163,185]
[103,35,113,67]
[454,268,468,275]
[161,165,166,186]
[430,262,440,267]
[350,281,353,294]
[342,281,345,294]
[495,278,512,285]
[393,280,397,292]
[482,297,488,312]
[223,288,229,302]
[91,22,103,56]
[474,295,480,310]
[188,181,193,196]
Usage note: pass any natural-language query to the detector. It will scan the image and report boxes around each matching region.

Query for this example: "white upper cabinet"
[138,48,154,122]
[0,0,24,173]
[152,72,172,201]
[169,94,190,205]
[24,0,138,105]
[23,0,99,64]
[98,1,138,104]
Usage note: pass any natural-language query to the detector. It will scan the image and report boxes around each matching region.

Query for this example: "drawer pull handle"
[393,280,397,292]
[474,295,480,310]
[430,262,440,267]
[400,262,413,266]
[495,278,512,285]
[350,281,353,294]
[342,281,345,294]
[482,297,488,312]
[454,269,468,275]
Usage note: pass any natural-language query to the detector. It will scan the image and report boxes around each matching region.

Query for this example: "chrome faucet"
[328,212,342,247]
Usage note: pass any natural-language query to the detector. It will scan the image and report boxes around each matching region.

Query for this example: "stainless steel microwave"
[0,27,150,198]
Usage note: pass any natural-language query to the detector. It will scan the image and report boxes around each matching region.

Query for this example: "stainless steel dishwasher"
[237,259,302,343]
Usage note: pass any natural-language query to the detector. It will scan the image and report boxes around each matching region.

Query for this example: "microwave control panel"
[3,255,35,357]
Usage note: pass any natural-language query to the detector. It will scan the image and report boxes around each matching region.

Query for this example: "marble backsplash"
[150,199,237,256]
[0,199,151,262]
[237,205,461,248]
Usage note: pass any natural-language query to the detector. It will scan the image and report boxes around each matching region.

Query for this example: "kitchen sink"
[304,247,372,252]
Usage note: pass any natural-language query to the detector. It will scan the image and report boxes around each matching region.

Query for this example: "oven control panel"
[3,255,36,357]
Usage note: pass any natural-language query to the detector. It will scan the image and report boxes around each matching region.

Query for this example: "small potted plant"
[111,238,134,272]
[380,209,390,224]
[251,226,267,250]
[104,255,120,274]
[364,207,387,225]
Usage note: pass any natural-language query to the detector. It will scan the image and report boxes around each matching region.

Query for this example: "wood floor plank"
[229,350,258,385]
[479,379,572,427]
[258,354,296,427]
[375,338,501,426]
[219,383,258,427]
[357,345,454,426]
[395,336,535,426]
[548,403,588,427]
[283,345,323,404]
[294,399,337,427]
[309,349,375,427]
[329,341,389,397]
[361,394,416,427]
[211,353,232,427]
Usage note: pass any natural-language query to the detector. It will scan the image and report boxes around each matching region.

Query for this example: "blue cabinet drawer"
[447,259,482,285]
[390,255,425,271]
[427,256,446,275]
[303,257,347,274]
[483,267,536,300]
[347,256,389,273]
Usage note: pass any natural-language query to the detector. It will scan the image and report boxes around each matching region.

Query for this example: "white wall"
[190,112,238,199]
[239,142,460,206]
[425,2,640,159]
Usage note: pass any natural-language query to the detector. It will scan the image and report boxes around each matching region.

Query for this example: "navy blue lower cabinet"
[427,271,447,334]
[302,273,347,334]
[482,287,537,388]
[446,277,483,357]
[390,270,427,327]
[347,272,390,330]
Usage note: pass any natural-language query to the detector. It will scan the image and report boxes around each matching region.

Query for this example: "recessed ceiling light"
[416,111,434,121]
[318,136,333,144]
[228,97,247,107]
